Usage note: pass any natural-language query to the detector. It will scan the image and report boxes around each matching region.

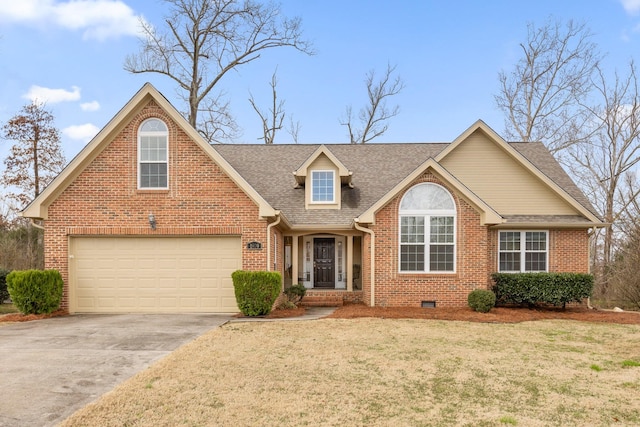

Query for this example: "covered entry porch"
[283,232,363,292]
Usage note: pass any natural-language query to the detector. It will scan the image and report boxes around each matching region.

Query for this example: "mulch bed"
[2,305,639,325]
[262,303,640,325]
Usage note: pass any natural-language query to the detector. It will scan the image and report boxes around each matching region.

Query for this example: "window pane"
[499,252,520,272]
[400,183,454,211]
[140,118,168,132]
[429,244,454,271]
[140,163,167,188]
[312,171,334,202]
[401,216,424,243]
[140,136,167,162]
[525,252,546,271]
[499,232,520,251]
[400,245,424,271]
[430,216,454,243]
[526,232,546,251]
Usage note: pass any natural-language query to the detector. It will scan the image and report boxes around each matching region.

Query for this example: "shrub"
[284,283,307,305]
[7,269,63,314]
[0,268,10,302]
[492,272,594,308]
[231,270,281,316]
[467,289,496,313]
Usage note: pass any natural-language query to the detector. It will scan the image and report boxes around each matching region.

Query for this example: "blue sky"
[1,0,640,165]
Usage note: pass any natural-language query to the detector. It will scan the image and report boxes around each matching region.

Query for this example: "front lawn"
[0,303,18,315]
[60,317,640,426]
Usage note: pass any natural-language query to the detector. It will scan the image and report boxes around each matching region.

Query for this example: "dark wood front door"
[313,238,335,288]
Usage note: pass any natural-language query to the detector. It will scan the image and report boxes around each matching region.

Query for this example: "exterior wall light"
[148,213,157,230]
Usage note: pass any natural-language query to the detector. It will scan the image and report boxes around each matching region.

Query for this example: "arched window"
[138,118,168,189]
[399,183,456,272]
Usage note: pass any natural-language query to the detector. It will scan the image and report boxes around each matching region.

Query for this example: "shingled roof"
[213,142,601,227]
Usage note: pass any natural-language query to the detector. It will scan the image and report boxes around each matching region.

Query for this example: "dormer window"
[311,170,335,203]
[138,118,168,189]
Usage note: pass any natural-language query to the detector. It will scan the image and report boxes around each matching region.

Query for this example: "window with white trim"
[498,231,548,272]
[311,170,334,203]
[399,183,456,272]
[138,118,168,189]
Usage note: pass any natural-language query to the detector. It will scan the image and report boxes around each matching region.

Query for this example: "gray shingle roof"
[213,142,600,227]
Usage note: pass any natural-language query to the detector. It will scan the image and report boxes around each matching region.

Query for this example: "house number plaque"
[247,241,262,249]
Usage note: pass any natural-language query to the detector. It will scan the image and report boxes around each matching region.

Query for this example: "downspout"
[266,212,281,271]
[354,218,375,307]
[30,219,45,230]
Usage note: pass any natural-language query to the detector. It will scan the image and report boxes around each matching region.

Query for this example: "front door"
[313,238,335,288]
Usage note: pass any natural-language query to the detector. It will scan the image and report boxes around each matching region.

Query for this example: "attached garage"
[68,236,241,314]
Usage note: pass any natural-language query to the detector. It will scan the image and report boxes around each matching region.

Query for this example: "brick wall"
[44,100,268,309]
[368,173,591,308]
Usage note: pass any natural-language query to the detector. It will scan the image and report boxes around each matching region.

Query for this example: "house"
[21,83,604,313]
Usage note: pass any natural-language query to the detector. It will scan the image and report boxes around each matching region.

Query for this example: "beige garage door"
[69,236,241,313]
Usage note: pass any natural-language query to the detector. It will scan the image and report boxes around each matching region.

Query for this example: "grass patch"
[0,303,18,315]
[59,319,640,427]
[499,415,517,425]
[622,360,640,367]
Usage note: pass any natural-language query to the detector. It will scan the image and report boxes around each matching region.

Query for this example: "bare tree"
[124,0,313,143]
[286,116,301,144]
[495,19,601,154]
[567,62,640,285]
[341,63,405,144]
[2,103,65,209]
[249,70,285,144]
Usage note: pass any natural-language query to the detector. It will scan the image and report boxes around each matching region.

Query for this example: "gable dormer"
[293,145,353,210]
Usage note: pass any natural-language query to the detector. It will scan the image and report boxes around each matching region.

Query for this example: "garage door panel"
[70,236,242,313]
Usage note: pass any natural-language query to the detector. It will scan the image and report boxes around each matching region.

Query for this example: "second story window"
[311,170,335,203]
[138,118,168,189]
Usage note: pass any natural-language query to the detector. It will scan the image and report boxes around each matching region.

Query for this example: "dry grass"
[61,318,640,427]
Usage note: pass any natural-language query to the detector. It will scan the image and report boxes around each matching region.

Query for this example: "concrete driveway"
[0,313,231,427]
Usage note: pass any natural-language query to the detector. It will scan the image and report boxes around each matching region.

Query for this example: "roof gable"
[293,145,352,186]
[21,83,276,220]
[356,158,503,225]
[436,120,602,223]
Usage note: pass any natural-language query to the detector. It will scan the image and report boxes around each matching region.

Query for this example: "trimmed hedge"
[7,269,64,314]
[467,289,496,313]
[284,283,307,305]
[0,268,10,302]
[492,272,594,308]
[232,270,281,316]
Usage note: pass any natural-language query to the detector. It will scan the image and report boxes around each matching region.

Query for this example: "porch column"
[292,234,299,286]
[347,235,354,291]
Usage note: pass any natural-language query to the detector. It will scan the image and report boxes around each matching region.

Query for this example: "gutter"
[266,212,281,271]
[354,218,375,307]
[30,219,45,230]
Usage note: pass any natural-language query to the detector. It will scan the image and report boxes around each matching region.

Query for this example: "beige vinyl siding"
[440,130,578,215]
[68,236,241,314]
[305,153,340,210]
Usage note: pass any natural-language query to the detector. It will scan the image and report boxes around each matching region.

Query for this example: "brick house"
[22,83,604,313]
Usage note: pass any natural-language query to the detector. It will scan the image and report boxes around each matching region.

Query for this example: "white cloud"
[80,101,100,112]
[23,85,81,104]
[621,0,640,14]
[0,0,143,41]
[63,123,100,142]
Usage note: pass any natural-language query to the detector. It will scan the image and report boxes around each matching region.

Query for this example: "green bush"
[492,272,594,308]
[7,269,64,314]
[467,289,496,313]
[284,283,307,305]
[0,268,10,302]
[232,270,282,316]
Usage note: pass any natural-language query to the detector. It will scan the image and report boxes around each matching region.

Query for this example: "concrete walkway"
[229,306,337,322]
[0,313,231,427]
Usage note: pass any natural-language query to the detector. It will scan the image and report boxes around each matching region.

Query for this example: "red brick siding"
[44,100,268,310]
[371,174,489,307]
[368,173,591,307]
